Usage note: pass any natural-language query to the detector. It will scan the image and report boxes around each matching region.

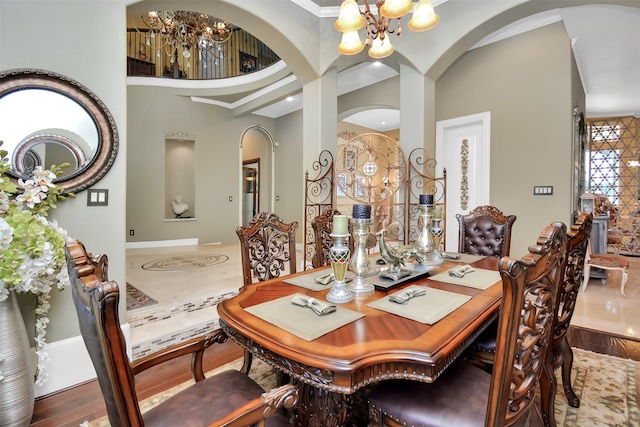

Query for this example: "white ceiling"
[253,2,640,130]
[132,2,640,131]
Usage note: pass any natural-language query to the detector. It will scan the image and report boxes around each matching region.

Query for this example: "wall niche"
[165,135,196,220]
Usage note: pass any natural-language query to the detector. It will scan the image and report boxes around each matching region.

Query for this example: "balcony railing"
[126,28,280,80]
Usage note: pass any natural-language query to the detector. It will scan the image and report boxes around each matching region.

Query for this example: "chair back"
[236,212,299,286]
[551,213,592,359]
[65,239,143,426]
[456,205,516,258]
[487,223,566,426]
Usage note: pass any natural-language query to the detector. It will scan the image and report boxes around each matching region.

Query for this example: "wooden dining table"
[217,256,502,427]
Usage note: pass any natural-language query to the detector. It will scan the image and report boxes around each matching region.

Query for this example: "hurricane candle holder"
[348,204,374,297]
[414,194,439,266]
[326,233,353,303]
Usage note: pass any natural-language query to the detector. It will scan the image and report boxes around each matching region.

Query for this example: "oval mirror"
[0,68,118,193]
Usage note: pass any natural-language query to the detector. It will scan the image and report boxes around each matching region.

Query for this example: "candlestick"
[333,215,348,235]
[348,217,374,297]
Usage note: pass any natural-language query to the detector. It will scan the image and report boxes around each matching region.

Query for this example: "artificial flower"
[0,140,73,385]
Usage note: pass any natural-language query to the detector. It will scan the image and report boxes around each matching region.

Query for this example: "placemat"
[245,293,364,341]
[284,270,354,291]
[443,252,487,264]
[429,267,500,290]
[367,285,471,324]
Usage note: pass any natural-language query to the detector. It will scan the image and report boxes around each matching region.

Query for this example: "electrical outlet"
[129,229,134,236]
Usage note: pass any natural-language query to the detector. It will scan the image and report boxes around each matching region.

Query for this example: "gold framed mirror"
[0,68,119,193]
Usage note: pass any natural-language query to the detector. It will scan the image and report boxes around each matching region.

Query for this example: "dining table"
[217,254,502,427]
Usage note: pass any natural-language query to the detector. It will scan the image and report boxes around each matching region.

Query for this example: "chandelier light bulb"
[379,0,413,19]
[335,0,366,32]
[368,32,394,58]
[183,49,191,58]
[408,0,440,32]
[338,30,365,55]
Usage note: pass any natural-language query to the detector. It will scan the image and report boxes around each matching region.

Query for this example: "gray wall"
[1,0,127,342]
[435,22,583,257]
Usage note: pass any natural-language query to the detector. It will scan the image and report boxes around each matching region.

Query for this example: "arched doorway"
[239,125,275,226]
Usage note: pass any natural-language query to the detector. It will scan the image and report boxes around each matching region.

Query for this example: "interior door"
[436,112,491,252]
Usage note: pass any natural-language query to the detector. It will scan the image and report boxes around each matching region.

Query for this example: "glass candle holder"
[326,233,353,303]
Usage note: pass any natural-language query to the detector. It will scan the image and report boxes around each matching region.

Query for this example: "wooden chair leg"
[561,344,580,408]
[240,349,253,375]
[539,358,556,427]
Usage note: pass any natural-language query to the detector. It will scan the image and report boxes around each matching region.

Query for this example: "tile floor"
[572,256,640,338]
[125,244,640,358]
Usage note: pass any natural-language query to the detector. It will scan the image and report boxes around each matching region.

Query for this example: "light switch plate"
[87,189,109,206]
[533,186,553,195]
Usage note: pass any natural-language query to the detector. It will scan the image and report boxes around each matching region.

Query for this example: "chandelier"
[133,10,232,66]
[335,0,439,58]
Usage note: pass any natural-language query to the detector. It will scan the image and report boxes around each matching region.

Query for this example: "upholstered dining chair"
[65,239,297,427]
[367,222,566,427]
[310,209,354,268]
[581,235,630,297]
[465,214,592,427]
[456,205,517,258]
[236,212,298,287]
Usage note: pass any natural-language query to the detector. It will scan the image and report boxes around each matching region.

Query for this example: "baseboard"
[126,238,199,249]
[35,323,131,398]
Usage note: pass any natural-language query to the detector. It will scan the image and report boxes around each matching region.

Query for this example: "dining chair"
[236,212,298,373]
[236,212,299,287]
[310,209,354,268]
[65,239,297,427]
[456,205,517,258]
[367,222,566,427]
[465,214,591,427]
[581,235,629,297]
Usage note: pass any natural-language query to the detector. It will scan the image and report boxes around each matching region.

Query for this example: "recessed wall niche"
[165,136,196,220]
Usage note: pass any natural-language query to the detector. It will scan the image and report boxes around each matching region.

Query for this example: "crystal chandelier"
[335,0,440,58]
[133,10,232,66]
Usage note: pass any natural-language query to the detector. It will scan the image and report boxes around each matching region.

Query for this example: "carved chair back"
[488,222,566,426]
[456,205,516,258]
[551,213,592,360]
[310,209,354,268]
[236,212,299,287]
[65,239,144,426]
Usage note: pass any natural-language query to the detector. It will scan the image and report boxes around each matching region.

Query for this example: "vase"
[0,291,35,427]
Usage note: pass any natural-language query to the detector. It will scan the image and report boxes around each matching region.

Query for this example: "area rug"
[141,254,229,271]
[125,282,157,310]
[85,347,638,427]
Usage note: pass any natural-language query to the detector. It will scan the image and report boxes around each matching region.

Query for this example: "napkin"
[291,295,337,316]
[314,273,353,285]
[449,265,475,278]
[389,288,427,304]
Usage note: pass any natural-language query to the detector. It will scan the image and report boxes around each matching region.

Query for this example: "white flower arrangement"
[0,141,73,385]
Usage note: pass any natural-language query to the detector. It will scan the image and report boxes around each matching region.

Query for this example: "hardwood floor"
[29,326,640,426]
[29,339,243,427]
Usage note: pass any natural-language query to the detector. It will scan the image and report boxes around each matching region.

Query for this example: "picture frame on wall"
[240,52,257,73]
